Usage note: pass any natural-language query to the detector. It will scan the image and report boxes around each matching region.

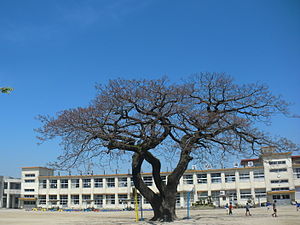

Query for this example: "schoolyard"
[0,205,299,225]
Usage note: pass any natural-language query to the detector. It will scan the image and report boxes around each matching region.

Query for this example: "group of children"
[226,201,278,217]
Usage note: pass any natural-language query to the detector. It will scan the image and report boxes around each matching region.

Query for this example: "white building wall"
[18,152,300,209]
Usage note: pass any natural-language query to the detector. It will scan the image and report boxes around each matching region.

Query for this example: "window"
[183,175,193,184]
[106,194,115,205]
[198,191,208,199]
[239,172,250,181]
[211,173,221,183]
[130,177,134,187]
[24,201,36,205]
[39,180,47,189]
[293,168,300,179]
[254,170,264,180]
[255,189,266,198]
[143,176,153,186]
[225,173,235,183]
[197,174,207,184]
[269,160,286,165]
[282,195,290,199]
[60,179,68,188]
[71,195,79,205]
[94,178,103,188]
[94,195,103,206]
[71,179,80,188]
[49,195,57,205]
[25,179,35,183]
[83,179,91,188]
[227,191,237,201]
[4,182,7,189]
[106,178,115,187]
[240,190,252,199]
[118,177,128,187]
[10,183,21,189]
[131,194,141,205]
[211,191,220,201]
[118,194,128,204]
[273,195,281,200]
[60,195,68,206]
[25,174,35,177]
[24,189,35,192]
[24,195,35,198]
[39,195,46,205]
[271,179,288,184]
[273,194,290,200]
[271,187,289,191]
[82,194,91,202]
[270,168,287,173]
[50,180,57,189]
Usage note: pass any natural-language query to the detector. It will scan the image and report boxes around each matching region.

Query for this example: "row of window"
[271,187,290,191]
[38,194,132,205]
[199,189,267,200]
[183,171,265,184]
[39,176,164,189]
[37,189,268,206]
[270,179,288,184]
[39,177,135,189]
[187,168,297,184]
[269,168,287,173]
[24,174,35,177]
[25,179,35,183]
[24,189,35,192]
[30,167,300,189]
[3,182,21,189]
[269,160,286,165]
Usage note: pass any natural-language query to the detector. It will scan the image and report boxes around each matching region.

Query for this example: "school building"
[2,147,300,209]
[0,176,21,208]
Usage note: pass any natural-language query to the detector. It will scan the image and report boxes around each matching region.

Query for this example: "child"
[271,200,277,217]
[228,202,233,215]
[266,201,271,210]
[225,203,229,214]
[245,203,251,216]
[296,201,300,211]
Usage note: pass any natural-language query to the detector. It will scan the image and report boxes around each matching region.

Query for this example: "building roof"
[240,152,299,164]
[22,166,53,170]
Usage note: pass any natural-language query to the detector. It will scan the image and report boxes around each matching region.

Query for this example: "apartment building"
[0,176,21,208]
[18,148,300,209]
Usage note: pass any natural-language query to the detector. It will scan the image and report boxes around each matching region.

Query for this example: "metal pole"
[140,196,144,221]
[187,192,190,219]
[133,189,139,222]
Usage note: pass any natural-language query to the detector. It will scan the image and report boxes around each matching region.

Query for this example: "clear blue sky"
[0,0,299,177]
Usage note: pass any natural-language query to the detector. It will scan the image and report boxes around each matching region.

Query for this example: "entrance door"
[23,201,36,209]
[272,194,290,205]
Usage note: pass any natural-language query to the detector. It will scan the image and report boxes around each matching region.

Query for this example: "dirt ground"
[0,205,299,225]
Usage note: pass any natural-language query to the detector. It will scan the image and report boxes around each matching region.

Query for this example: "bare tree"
[36,74,298,222]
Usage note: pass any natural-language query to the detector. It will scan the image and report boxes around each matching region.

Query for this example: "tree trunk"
[149,193,177,222]
[131,141,193,222]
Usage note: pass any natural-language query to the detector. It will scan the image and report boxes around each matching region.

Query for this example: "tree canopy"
[0,87,13,94]
[37,73,298,221]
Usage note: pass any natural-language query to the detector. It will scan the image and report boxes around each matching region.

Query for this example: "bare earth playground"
[0,205,299,225]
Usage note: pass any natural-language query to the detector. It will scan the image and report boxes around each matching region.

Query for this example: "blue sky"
[0,0,299,177]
